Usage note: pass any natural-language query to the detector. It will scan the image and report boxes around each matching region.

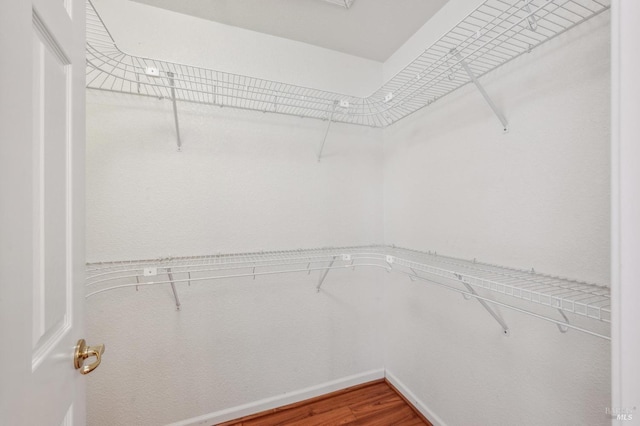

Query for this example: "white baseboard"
[384,370,447,426]
[167,369,385,426]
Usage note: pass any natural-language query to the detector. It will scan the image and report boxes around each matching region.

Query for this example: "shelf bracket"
[166,267,181,311]
[317,101,338,162]
[452,50,509,133]
[556,308,569,333]
[454,273,510,336]
[316,256,337,292]
[167,72,183,151]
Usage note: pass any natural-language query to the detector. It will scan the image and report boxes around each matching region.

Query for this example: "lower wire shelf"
[85,245,610,340]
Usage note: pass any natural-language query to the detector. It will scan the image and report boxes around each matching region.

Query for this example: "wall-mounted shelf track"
[86,0,610,129]
[86,245,611,340]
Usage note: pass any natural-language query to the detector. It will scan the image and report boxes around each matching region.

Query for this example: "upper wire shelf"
[86,245,611,339]
[86,0,610,128]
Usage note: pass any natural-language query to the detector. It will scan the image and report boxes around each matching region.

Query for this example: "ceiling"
[129,0,448,62]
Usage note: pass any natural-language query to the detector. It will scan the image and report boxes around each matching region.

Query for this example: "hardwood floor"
[217,379,432,426]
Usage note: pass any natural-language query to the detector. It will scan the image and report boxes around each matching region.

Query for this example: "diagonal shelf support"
[408,267,418,282]
[317,101,338,162]
[556,308,570,333]
[453,273,510,336]
[316,256,337,292]
[166,267,181,310]
[453,50,509,133]
[523,0,538,32]
[167,72,183,151]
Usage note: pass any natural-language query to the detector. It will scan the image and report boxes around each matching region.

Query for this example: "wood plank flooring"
[217,379,432,426]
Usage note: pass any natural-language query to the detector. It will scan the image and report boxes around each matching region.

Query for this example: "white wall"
[85,91,385,424]
[87,271,384,425]
[382,10,611,426]
[86,94,384,261]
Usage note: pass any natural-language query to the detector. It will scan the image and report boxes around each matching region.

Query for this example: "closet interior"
[85,0,612,424]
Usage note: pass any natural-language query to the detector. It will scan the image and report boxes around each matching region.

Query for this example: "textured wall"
[86,94,384,261]
[85,92,385,425]
[86,270,384,425]
[382,11,611,426]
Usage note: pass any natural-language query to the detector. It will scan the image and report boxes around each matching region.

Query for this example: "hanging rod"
[86,245,611,340]
[85,0,610,128]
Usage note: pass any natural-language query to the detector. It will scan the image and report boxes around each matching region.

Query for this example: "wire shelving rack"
[86,245,610,340]
[85,1,611,337]
[86,0,610,128]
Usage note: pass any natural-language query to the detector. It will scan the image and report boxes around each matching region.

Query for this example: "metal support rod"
[408,267,418,281]
[523,0,538,32]
[167,72,183,151]
[166,268,181,310]
[316,256,337,292]
[556,308,569,333]
[453,50,509,132]
[317,101,338,162]
[454,273,510,336]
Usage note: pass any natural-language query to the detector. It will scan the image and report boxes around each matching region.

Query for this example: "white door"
[0,0,91,424]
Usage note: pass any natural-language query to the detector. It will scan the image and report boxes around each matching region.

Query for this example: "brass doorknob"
[74,339,105,375]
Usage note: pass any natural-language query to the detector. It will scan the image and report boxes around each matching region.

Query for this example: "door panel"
[32,18,71,362]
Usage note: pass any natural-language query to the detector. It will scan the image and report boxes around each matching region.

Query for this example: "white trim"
[167,369,385,426]
[60,404,73,426]
[610,0,621,414]
[611,0,640,423]
[385,370,447,426]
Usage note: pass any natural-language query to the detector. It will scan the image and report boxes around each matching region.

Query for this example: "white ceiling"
[129,0,448,62]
